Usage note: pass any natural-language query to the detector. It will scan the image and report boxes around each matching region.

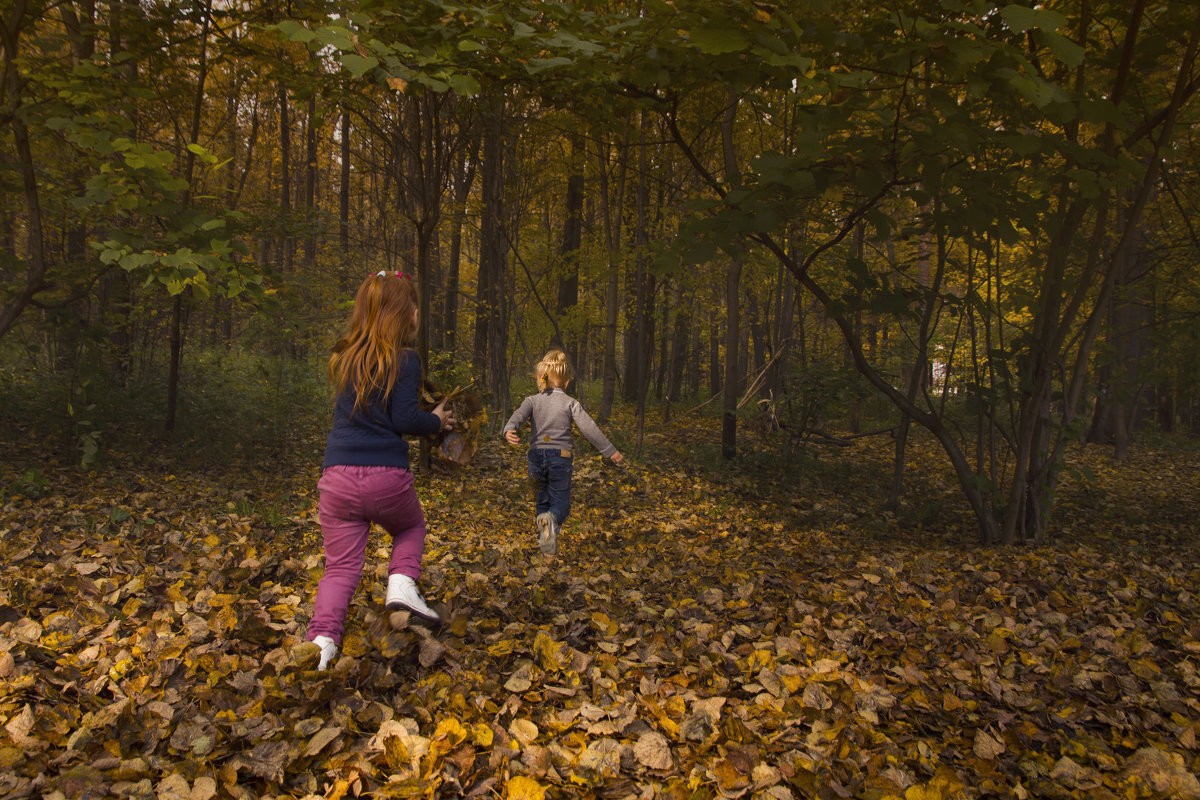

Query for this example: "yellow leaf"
[433,718,468,747]
[214,605,237,634]
[383,736,410,771]
[471,722,493,747]
[533,631,566,671]
[325,778,352,800]
[505,775,546,800]
[712,757,749,791]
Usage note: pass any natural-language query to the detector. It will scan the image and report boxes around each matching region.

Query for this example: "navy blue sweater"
[322,351,441,470]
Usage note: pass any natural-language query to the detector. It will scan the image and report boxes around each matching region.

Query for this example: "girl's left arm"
[571,401,618,458]
[390,352,442,436]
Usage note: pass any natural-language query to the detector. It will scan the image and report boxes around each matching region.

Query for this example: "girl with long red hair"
[306,271,454,670]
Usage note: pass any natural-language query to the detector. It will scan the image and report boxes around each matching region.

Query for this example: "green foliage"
[425,349,476,397]
[6,469,49,500]
[0,345,327,469]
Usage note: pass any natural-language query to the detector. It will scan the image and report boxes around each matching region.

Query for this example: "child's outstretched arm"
[501,397,534,445]
[570,401,621,462]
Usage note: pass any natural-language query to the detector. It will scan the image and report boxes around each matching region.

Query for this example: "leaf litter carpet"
[1,425,1198,799]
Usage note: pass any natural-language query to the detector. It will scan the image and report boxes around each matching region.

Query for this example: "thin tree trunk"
[340,108,350,263]
[444,136,477,353]
[721,88,742,461]
[0,1,49,340]
[597,129,627,423]
[166,0,212,432]
[633,116,650,450]
[554,135,584,370]
[304,89,318,273]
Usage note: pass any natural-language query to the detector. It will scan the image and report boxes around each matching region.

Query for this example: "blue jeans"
[527,448,573,524]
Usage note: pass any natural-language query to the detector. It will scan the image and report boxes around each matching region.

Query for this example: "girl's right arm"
[390,353,442,437]
[501,396,533,440]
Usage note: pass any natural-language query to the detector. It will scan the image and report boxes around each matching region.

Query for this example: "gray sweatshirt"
[502,388,617,457]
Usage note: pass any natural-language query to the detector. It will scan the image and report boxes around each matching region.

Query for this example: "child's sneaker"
[536,512,558,556]
[312,635,338,671]
[385,573,441,624]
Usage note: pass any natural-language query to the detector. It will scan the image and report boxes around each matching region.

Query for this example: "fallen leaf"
[633,730,672,770]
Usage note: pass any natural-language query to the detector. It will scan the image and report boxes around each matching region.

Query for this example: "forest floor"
[1,411,1199,800]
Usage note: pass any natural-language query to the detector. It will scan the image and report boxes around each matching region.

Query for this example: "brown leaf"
[1123,747,1200,800]
[505,659,534,693]
[577,738,623,779]
[418,637,446,668]
[633,731,672,771]
[155,773,191,800]
[241,740,296,782]
[973,729,1005,760]
[508,718,538,746]
[4,705,37,748]
[304,726,342,757]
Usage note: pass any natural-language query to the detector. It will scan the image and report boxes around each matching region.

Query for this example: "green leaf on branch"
[448,74,482,95]
[341,54,379,78]
[186,143,219,165]
[1039,30,1084,68]
[274,20,316,44]
[687,27,748,55]
[526,57,573,74]
[315,26,355,51]
[1000,4,1067,33]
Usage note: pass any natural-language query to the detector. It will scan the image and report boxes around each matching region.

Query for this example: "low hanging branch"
[676,343,791,419]
[499,222,565,348]
[736,342,792,411]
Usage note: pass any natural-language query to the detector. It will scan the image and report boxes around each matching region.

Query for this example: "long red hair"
[329,273,420,415]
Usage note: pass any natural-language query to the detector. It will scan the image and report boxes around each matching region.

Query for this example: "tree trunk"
[721,88,742,461]
[554,135,584,370]
[340,108,351,265]
[633,116,650,449]
[476,102,509,425]
[443,134,478,353]
[278,85,292,272]
[597,129,627,423]
[304,89,319,274]
[0,2,50,340]
[166,0,212,432]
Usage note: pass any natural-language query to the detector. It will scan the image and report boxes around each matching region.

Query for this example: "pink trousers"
[307,465,427,643]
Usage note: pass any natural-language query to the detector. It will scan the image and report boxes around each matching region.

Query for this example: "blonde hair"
[329,273,420,415]
[536,349,573,390]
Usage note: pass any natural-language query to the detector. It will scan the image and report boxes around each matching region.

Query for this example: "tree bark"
[553,134,584,371]
[597,128,627,423]
[166,0,212,432]
[0,1,49,340]
[721,88,742,461]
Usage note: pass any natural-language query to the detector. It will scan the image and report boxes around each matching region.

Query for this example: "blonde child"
[306,271,455,670]
[502,350,624,556]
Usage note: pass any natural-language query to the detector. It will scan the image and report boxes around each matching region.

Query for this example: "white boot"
[385,574,440,624]
[312,635,338,671]
[536,512,558,556]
